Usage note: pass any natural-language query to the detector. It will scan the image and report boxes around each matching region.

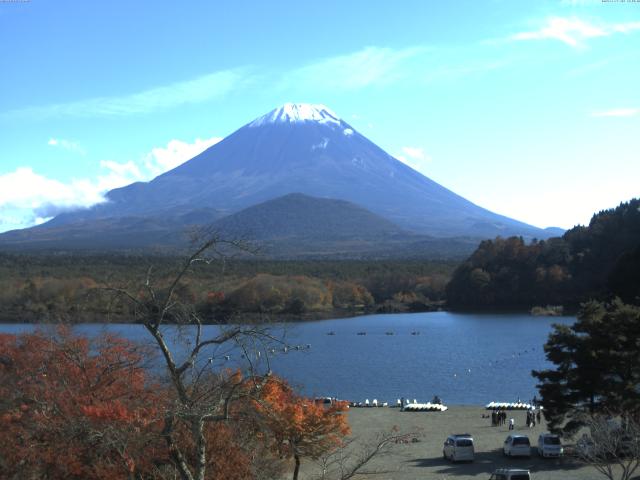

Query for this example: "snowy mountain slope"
[0,103,557,253]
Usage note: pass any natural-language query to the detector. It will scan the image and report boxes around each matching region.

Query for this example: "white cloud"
[0,135,222,232]
[395,146,432,174]
[591,108,639,118]
[284,46,429,91]
[512,17,606,47]
[612,21,640,34]
[48,137,86,155]
[0,168,105,230]
[3,69,245,120]
[401,146,428,161]
[144,136,223,176]
[511,17,640,48]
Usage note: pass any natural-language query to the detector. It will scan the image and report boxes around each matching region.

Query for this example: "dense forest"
[3,199,639,322]
[446,198,640,310]
[0,254,455,323]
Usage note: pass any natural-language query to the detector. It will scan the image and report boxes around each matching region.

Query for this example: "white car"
[490,468,531,480]
[538,433,563,458]
[443,434,475,462]
[503,434,531,457]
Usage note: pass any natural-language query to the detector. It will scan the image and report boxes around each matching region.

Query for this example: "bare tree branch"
[574,412,640,480]
[313,429,422,480]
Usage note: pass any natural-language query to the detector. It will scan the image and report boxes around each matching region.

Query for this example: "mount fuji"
[0,103,558,255]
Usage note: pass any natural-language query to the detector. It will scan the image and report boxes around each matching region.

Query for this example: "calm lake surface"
[0,312,574,405]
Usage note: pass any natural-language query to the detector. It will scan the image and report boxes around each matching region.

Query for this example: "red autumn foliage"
[0,328,163,479]
[258,377,351,480]
[0,329,350,480]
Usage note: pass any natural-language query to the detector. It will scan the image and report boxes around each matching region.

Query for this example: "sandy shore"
[300,405,608,480]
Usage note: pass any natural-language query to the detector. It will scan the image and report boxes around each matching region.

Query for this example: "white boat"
[485,401,532,410]
[402,402,448,412]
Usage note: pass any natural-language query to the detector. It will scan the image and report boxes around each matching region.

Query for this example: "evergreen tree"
[533,300,640,435]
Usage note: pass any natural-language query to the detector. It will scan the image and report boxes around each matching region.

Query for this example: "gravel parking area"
[300,406,612,480]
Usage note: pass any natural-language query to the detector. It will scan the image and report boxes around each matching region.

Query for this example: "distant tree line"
[0,255,454,323]
[446,198,640,310]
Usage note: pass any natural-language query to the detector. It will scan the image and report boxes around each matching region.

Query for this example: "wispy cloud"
[401,146,429,161]
[3,70,245,120]
[511,17,640,48]
[591,108,639,118]
[282,44,508,94]
[48,137,86,155]
[283,46,430,91]
[395,146,432,174]
[0,135,222,232]
[4,43,508,124]
[512,17,606,47]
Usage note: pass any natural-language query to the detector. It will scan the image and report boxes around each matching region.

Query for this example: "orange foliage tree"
[0,330,278,480]
[258,377,351,480]
[0,328,162,479]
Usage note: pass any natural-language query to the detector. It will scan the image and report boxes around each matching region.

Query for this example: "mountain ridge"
[0,103,562,255]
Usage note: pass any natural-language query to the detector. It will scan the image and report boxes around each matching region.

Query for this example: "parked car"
[503,434,531,457]
[489,468,531,480]
[443,433,475,462]
[537,433,563,457]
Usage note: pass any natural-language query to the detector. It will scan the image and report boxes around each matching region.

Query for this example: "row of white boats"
[485,401,543,410]
[349,398,448,411]
[402,402,449,412]
[335,399,538,412]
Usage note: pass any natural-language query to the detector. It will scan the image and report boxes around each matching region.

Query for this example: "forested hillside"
[0,255,454,323]
[446,198,640,309]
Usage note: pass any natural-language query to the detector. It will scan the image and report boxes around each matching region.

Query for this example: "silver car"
[503,434,531,457]
[538,433,563,457]
[443,433,475,462]
[490,468,531,480]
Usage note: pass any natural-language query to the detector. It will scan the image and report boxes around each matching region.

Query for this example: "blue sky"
[1,0,638,233]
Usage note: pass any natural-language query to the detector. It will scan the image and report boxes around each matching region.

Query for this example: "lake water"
[0,312,573,405]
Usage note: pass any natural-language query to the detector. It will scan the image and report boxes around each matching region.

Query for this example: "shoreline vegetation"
[530,305,564,316]
[1,198,637,324]
[0,255,454,324]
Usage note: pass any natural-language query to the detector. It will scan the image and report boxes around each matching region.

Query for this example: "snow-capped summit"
[249,103,342,127]
[6,102,557,252]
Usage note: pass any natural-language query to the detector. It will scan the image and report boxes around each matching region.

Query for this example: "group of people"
[491,410,508,426]
[526,409,541,428]
[489,408,542,429]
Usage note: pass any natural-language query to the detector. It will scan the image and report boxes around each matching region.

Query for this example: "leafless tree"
[574,412,640,480]
[106,234,280,480]
[313,428,422,480]
[105,233,422,480]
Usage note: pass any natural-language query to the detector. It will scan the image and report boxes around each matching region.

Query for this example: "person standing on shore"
[531,410,536,428]
[509,418,514,430]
